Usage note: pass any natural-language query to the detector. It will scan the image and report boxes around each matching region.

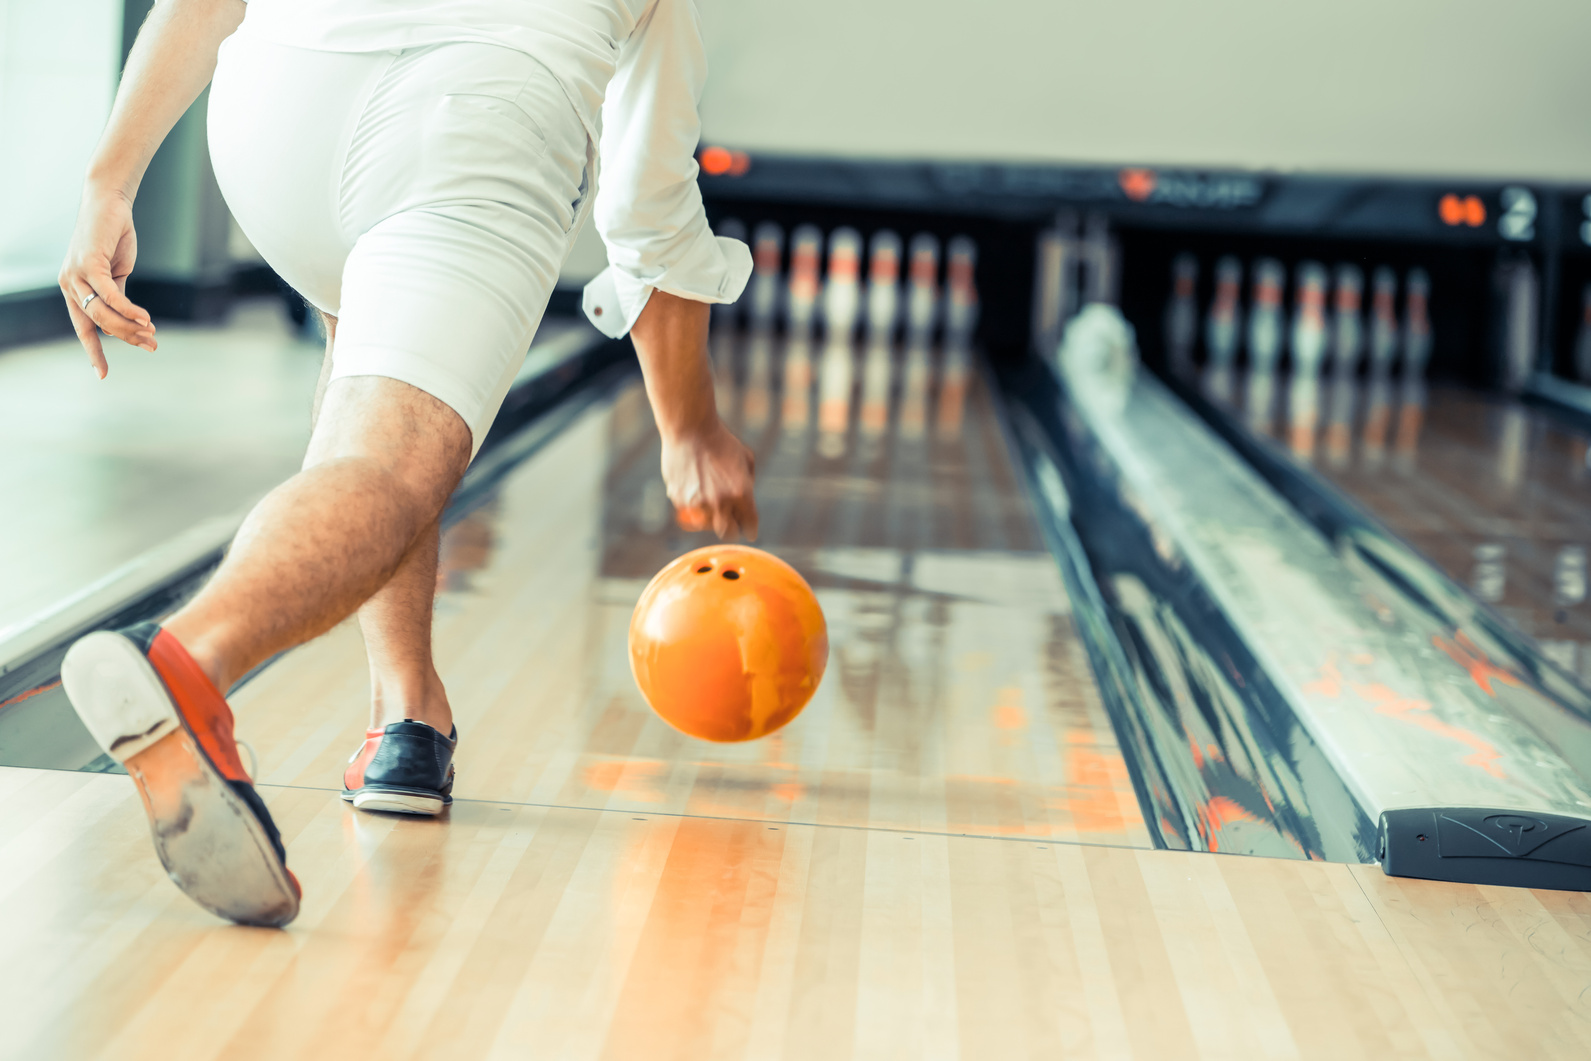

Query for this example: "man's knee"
[306,376,471,515]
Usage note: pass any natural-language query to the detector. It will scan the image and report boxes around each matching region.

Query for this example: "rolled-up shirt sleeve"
[581,0,751,338]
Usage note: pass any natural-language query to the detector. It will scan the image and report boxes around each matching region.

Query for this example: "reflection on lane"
[395,297,1148,846]
[559,317,1145,843]
[1200,364,1591,690]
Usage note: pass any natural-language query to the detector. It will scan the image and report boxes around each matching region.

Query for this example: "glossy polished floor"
[243,330,1147,845]
[0,300,321,638]
[1208,367,1591,683]
[7,333,1591,1058]
[0,304,590,643]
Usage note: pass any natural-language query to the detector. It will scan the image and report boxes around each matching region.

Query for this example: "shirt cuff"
[581,235,752,338]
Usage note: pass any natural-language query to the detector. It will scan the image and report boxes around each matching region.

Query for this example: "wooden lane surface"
[5,763,1591,1060]
[232,347,1147,848]
[1290,382,1591,661]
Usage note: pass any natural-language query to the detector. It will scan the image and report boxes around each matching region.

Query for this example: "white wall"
[0,0,124,296]
[697,0,1591,183]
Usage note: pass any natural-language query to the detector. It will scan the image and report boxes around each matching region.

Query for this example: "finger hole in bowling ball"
[696,565,712,573]
[722,570,740,580]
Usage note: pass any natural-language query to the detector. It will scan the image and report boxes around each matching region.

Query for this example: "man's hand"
[60,190,155,378]
[662,419,758,540]
[629,289,758,541]
[56,0,246,378]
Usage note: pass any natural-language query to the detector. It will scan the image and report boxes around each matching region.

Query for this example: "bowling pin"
[1164,253,1199,376]
[1367,267,1399,374]
[1324,264,1362,469]
[1576,283,1591,382]
[944,236,979,346]
[816,229,860,458]
[1402,268,1432,383]
[1243,259,1285,434]
[786,226,824,337]
[1286,262,1328,456]
[866,230,902,345]
[1204,256,1243,404]
[823,227,863,343]
[936,237,977,442]
[905,233,940,345]
[749,222,784,330]
[1247,258,1286,371]
[1032,227,1068,357]
[1291,262,1329,370]
[1331,264,1364,375]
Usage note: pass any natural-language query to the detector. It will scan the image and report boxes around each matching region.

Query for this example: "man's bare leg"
[359,518,451,732]
[309,312,454,734]
[162,373,470,695]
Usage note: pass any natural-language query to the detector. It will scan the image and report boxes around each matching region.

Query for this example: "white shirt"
[239,0,750,337]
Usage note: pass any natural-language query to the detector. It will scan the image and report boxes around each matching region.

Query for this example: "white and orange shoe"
[60,622,301,927]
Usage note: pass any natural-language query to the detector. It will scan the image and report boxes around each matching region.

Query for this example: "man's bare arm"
[629,290,758,541]
[60,0,245,376]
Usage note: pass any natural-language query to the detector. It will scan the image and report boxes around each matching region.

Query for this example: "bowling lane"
[1207,367,1591,684]
[233,328,1150,848]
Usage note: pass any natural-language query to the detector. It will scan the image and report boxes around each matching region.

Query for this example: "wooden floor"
[1219,368,1591,678]
[6,763,1591,1059]
[7,339,1591,1058]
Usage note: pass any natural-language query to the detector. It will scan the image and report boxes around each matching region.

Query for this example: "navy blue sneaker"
[342,721,456,815]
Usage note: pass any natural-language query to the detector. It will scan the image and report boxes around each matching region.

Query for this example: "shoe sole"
[60,631,300,928]
[342,787,447,816]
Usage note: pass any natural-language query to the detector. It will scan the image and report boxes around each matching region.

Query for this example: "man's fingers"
[91,270,151,330]
[64,296,108,379]
[80,275,156,351]
[62,266,155,350]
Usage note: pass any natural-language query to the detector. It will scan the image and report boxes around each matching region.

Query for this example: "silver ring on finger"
[81,291,99,311]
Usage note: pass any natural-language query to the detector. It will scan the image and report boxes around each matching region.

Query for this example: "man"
[56,0,755,927]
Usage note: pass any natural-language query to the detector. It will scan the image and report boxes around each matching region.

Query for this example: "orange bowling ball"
[629,545,828,742]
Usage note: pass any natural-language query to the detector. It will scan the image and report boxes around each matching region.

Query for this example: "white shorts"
[208,31,590,455]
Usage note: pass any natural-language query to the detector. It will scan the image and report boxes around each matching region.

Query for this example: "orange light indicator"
[1119,167,1156,202]
[699,146,750,178]
[1440,193,1487,227]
